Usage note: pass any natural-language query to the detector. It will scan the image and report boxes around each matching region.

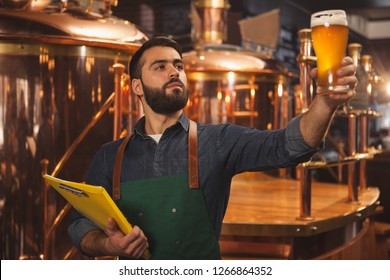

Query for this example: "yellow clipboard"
[43,174,151,259]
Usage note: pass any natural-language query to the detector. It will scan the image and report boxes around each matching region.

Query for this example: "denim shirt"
[68,113,321,250]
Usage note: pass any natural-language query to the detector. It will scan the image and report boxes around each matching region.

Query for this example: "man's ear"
[132,78,143,97]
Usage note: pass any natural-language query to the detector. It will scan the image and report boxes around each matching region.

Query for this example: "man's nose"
[168,65,180,78]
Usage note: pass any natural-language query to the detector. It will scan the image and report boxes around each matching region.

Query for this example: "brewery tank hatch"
[0,2,146,260]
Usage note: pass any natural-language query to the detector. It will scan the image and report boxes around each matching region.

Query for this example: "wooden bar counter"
[220,172,382,259]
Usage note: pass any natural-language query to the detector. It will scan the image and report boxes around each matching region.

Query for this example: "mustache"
[163,77,184,89]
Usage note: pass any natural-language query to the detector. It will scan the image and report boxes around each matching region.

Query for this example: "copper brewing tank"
[0,3,146,259]
[184,0,295,130]
[184,46,293,130]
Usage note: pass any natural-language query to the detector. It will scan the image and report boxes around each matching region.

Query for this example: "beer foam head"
[310,10,347,28]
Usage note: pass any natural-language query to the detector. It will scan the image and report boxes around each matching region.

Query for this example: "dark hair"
[129,36,183,81]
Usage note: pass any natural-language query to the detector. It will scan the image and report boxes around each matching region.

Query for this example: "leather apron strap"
[188,119,198,189]
[112,119,198,200]
[112,133,133,200]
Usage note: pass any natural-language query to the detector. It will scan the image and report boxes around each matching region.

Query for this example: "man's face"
[141,78,189,114]
[139,46,188,114]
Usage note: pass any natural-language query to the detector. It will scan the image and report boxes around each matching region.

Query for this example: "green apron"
[112,120,221,260]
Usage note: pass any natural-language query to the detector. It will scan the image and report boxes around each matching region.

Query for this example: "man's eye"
[176,64,184,70]
[155,65,165,70]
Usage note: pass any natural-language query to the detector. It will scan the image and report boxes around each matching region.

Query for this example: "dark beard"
[141,78,189,114]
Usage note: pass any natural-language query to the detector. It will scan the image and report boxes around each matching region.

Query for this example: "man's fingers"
[103,220,148,259]
[126,226,148,244]
[105,217,119,236]
[340,56,354,66]
[122,226,149,258]
[336,63,356,77]
[136,242,150,259]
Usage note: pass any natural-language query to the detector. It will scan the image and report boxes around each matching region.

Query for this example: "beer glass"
[311,10,349,94]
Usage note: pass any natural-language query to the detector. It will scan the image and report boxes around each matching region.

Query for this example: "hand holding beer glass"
[311,10,349,94]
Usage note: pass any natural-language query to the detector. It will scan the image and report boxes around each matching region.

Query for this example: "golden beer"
[311,10,349,94]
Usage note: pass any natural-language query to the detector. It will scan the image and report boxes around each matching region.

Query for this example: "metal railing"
[296,29,382,220]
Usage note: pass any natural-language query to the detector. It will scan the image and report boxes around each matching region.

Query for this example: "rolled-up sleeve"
[285,115,323,161]
[67,214,100,250]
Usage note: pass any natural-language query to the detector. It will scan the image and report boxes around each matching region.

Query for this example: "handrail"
[297,147,381,220]
[44,203,72,242]
[51,92,115,177]
[63,246,78,260]
[314,152,339,182]
[298,150,381,169]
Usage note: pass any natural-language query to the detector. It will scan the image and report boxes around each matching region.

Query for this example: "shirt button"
[172,208,176,213]
[138,212,143,217]
[176,240,181,246]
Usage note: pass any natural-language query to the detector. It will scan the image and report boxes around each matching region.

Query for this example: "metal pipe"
[347,114,359,202]
[40,159,49,259]
[337,142,345,183]
[273,85,280,129]
[192,0,230,47]
[359,115,368,190]
[359,114,368,151]
[113,63,125,140]
[348,43,362,68]
[361,55,373,73]
[296,29,317,219]
[297,167,314,220]
[297,29,316,113]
